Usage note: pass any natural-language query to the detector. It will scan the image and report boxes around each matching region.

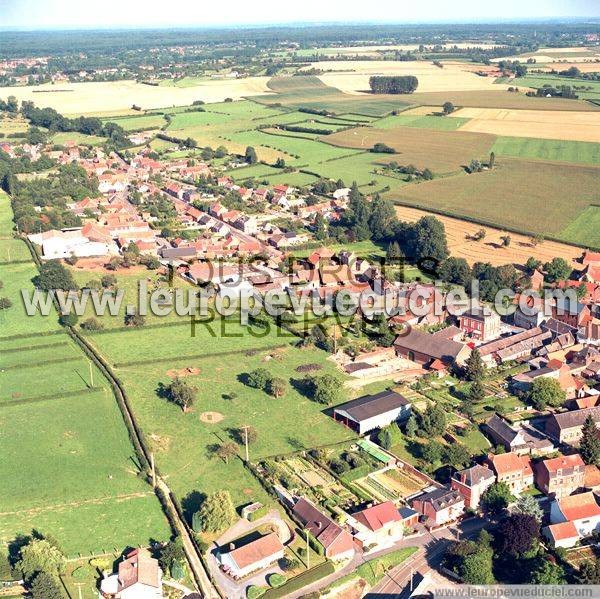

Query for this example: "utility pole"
[242,424,249,462]
[332,322,337,353]
[75,582,83,599]
[89,361,94,387]
[150,452,156,488]
[410,567,414,591]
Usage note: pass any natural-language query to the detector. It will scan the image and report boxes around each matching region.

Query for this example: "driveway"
[206,509,293,599]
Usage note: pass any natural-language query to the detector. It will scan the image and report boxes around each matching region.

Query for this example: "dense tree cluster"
[369,75,419,94]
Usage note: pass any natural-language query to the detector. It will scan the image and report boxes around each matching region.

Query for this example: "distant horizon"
[1,16,600,33]
[1,0,599,31]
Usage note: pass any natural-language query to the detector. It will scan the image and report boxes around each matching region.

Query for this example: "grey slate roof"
[334,390,410,423]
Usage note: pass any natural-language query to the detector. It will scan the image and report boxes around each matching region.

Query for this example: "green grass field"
[491,136,600,165]
[255,76,411,117]
[50,131,106,146]
[509,74,600,100]
[375,113,470,130]
[102,113,166,131]
[0,195,170,557]
[560,206,600,246]
[83,318,357,509]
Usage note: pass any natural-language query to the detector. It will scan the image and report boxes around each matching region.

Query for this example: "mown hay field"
[391,157,600,246]
[456,107,600,142]
[312,60,510,94]
[393,205,583,267]
[323,126,496,173]
[0,78,274,115]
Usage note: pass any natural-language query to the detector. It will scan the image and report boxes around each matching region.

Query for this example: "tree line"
[369,75,418,94]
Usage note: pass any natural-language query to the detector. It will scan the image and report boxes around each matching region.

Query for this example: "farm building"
[484,414,554,455]
[393,327,470,368]
[333,390,411,435]
[217,533,284,578]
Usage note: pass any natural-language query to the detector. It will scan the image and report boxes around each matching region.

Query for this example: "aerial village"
[3,120,600,598]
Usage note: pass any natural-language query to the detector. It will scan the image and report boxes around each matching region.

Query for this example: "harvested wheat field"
[0,78,273,115]
[394,205,582,268]
[312,60,509,94]
[456,107,600,142]
[323,126,495,173]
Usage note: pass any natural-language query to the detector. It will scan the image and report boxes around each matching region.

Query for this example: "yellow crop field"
[394,205,583,268]
[456,107,600,142]
[0,78,274,115]
[308,61,510,94]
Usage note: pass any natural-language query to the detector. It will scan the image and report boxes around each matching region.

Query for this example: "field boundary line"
[0,386,104,409]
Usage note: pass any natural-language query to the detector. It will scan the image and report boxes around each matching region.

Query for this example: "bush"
[261,562,335,599]
[268,573,286,588]
[59,313,79,327]
[80,317,104,331]
[247,585,266,599]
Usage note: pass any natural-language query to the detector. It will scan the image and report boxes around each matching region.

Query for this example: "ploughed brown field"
[322,126,496,173]
[389,157,600,241]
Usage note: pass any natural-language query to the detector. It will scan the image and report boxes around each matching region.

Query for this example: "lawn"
[392,157,600,242]
[491,136,600,165]
[356,547,418,586]
[85,323,358,509]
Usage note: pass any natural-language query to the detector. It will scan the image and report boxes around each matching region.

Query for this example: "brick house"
[487,452,533,495]
[534,454,585,498]
[349,501,406,548]
[411,487,464,528]
[451,464,496,510]
[458,306,501,341]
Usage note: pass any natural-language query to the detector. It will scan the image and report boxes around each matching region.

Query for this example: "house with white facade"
[217,533,284,579]
[550,491,600,539]
[99,548,162,598]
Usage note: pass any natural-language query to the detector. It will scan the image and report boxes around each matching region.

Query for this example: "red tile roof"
[557,491,600,521]
[225,533,283,570]
[541,453,584,474]
[354,501,401,532]
[547,521,578,542]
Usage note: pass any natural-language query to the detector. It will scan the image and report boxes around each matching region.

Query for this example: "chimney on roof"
[229,543,235,551]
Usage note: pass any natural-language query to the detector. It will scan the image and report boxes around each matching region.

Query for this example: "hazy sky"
[1,0,599,29]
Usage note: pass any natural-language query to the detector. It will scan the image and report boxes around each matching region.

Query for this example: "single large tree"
[310,374,344,406]
[29,571,64,599]
[511,494,543,522]
[460,548,495,584]
[34,260,78,291]
[165,378,196,412]
[412,216,448,262]
[530,558,565,585]
[580,415,600,466]
[529,377,566,410]
[481,482,514,514]
[17,539,66,582]
[498,513,539,556]
[463,349,485,381]
[215,442,238,464]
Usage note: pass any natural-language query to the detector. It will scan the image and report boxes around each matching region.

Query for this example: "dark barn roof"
[334,390,410,423]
